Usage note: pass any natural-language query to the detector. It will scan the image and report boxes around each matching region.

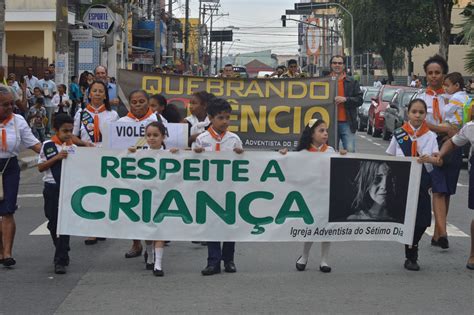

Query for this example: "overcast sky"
[175,0,299,56]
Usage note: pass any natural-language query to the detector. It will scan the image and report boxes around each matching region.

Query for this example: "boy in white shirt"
[193,98,243,275]
[37,114,76,274]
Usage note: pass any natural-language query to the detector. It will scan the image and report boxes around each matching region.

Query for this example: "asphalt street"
[1,132,472,314]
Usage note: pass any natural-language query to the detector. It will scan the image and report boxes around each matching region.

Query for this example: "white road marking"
[30,221,49,236]
[425,221,469,237]
[457,183,468,187]
[18,193,43,198]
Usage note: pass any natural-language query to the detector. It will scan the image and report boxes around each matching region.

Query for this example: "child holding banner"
[281,119,345,273]
[435,113,474,270]
[386,99,442,271]
[37,114,76,274]
[186,91,214,147]
[129,121,178,276]
[193,98,243,276]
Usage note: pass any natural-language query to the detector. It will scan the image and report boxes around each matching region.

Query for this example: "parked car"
[358,87,380,131]
[367,85,403,137]
[382,87,419,140]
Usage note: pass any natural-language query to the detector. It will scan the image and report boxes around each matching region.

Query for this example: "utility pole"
[219,40,223,71]
[167,0,173,64]
[184,0,190,71]
[55,0,69,85]
[123,0,129,69]
[0,0,5,66]
[208,4,214,76]
[154,0,161,67]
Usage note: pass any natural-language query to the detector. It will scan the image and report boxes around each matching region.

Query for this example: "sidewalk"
[18,149,38,171]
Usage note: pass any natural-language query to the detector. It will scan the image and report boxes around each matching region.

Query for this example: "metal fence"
[7,54,49,79]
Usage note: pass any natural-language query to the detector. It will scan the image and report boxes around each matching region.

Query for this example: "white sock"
[145,243,154,264]
[298,242,313,264]
[154,248,163,270]
[320,242,330,267]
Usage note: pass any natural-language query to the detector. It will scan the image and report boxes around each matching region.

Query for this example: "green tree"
[460,3,474,73]
[433,0,457,61]
[340,0,438,82]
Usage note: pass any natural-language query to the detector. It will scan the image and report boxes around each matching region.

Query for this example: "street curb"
[19,156,38,171]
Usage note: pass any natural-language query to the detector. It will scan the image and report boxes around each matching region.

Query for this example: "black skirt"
[0,157,20,216]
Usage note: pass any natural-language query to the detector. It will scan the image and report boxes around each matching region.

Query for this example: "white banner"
[58,148,421,244]
[108,121,189,149]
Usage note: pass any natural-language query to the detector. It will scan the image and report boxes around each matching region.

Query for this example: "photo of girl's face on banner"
[328,158,411,223]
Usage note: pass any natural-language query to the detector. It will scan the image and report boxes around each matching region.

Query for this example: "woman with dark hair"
[416,55,458,249]
[162,103,183,123]
[347,161,396,221]
[0,86,41,267]
[72,81,119,245]
[149,94,168,123]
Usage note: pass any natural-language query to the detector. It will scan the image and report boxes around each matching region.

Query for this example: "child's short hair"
[33,87,41,92]
[444,72,465,90]
[58,84,67,92]
[193,91,215,107]
[296,118,327,151]
[423,54,448,74]
[35,97,45,106]
[207,98,231,117]
[53,113,74,130]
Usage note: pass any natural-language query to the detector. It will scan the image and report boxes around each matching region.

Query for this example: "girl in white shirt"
[281,119,346,273]
[386,99,441,271]
[129,121,178,277]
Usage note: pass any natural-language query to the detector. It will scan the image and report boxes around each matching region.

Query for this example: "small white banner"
[108,121,189,149]
[58,149,421,244]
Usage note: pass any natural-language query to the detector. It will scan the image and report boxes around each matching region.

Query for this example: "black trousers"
[412,225,427,246]
[43,183,70,265]
[207,242,235,267]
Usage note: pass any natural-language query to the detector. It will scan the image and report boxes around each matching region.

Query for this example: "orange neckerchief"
[0,114,14,152]
[51,135,73,146]
[401,121,430,156]
[308,143,328,152]
[86,104,106,143]
[126,108,154,122]
[426,88,445,124]
[207,126,226,152]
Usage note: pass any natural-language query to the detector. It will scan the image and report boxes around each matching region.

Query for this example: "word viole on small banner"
[58,148,421,244]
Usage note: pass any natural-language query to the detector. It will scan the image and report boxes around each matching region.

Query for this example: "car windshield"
[402,92,416,106]
[364,90,378,101]
[382,88,398,102]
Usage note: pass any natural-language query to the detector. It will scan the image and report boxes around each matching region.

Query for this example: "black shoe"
[201,265,221,276]
[191,241,200,244]
[224,261,237,273]
[3,257,16,267]
[146,263,154,270]
[54,264,67,274]
[201,242,207,246]
[319,265,332,273]
[97,237,106,241]
[295,256,306,271]
[437,236,449,249]
[431,238,440,247]
[404,259,420,271]
[125,247,143,258]
[466,262,474,270]
[84,239,98,245]
[153,269,164,277]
